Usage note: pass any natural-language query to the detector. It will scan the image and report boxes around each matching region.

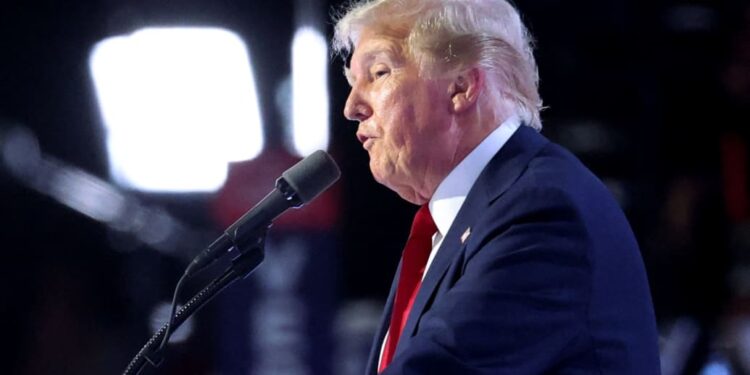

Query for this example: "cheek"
[380,92,418,141]
[372,78,437,164]
[371,101,405,149]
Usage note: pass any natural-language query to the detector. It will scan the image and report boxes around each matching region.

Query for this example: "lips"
[356,131,376,151]
[363,138,375,150]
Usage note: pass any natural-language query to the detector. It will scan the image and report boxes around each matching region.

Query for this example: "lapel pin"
[461,227,471,244]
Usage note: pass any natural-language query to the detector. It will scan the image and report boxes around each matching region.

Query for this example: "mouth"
[356,132,375,151]
[362,138,374,150]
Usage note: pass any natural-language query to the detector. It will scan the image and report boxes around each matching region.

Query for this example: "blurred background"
[1,0,749,374]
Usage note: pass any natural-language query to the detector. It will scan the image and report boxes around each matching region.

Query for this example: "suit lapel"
[397,126,549,346]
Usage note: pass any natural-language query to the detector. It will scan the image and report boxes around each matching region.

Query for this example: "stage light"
[89,27,263,192]
[699,361,732,375]
[290,27,329,157]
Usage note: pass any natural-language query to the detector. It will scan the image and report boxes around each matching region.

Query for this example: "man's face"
[343,29,458,204]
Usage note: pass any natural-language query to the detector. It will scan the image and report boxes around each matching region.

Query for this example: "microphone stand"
[122,231,267,375]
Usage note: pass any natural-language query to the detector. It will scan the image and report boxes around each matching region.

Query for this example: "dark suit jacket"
[367,126,661,374]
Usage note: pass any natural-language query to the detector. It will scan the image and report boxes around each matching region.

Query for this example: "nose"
[343,86,372,122]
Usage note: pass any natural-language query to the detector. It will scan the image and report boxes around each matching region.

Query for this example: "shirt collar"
[428,116,521,237]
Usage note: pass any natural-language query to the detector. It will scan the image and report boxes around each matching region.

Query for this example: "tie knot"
[410,205,437,240]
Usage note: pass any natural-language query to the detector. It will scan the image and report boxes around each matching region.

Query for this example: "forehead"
[345,32,409,84]
[351,32,406,66]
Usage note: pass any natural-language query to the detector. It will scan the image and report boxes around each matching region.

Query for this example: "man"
[334,0,661,373]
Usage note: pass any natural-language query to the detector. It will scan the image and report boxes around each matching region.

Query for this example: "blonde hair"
[333,0,543,129]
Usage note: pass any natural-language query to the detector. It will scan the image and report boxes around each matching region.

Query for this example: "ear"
[448,67,483,114]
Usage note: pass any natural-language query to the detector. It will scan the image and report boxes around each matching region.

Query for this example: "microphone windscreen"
[280,150,341,204]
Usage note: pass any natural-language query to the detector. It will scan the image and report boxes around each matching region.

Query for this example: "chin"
[368,164,385,185]
[369,158,390,184]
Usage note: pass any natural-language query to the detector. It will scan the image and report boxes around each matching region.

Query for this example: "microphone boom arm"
[122,237,267,375]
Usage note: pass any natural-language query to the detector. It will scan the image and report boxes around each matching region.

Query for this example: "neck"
[449,99,513,169]
[409,100,512,205]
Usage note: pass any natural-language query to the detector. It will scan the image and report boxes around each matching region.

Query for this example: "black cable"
[122,267,233,375]
[122,247,264,375]
[156,270,189,355]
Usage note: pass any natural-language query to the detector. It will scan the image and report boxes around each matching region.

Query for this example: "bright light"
[89,27,263,192]
[291,27,329,157]
[699,361,731,375]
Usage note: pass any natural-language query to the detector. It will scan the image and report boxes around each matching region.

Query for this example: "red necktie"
[379,205,437,372]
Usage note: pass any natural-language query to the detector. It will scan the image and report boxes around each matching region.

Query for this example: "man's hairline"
[341,33,417,86]
[341,31,475,88]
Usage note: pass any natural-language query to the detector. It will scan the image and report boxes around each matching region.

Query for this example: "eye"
[370,65,390,80]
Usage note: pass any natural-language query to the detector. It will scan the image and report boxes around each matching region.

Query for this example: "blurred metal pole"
[0,123,211,258]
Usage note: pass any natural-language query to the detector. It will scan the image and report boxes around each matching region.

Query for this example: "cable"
[156,270,189,355]
[122,248,264,375]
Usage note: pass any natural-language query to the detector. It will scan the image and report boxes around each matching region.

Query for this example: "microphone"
[185,150,340,276]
